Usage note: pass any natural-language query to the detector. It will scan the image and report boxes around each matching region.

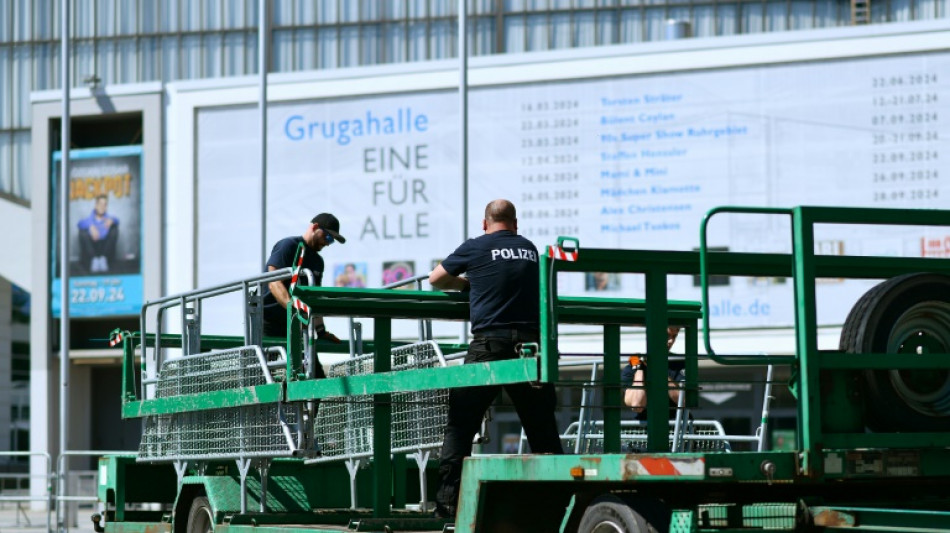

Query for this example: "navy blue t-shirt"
[440,230,539,333]
[262,236,324,332]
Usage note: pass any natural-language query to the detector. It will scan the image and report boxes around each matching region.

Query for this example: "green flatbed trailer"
[96,206,950,533]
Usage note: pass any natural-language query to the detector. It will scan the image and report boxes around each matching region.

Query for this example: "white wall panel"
[169,22,950,342]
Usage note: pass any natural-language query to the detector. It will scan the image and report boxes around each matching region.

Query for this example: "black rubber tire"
[839,273,950,432]
[578,495,660,533]
[186,496,214,533]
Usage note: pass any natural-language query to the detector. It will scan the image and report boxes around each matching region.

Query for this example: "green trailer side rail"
[699,206,950,475]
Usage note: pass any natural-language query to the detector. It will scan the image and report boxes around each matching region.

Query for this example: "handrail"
[56,450,126,533]
[137,268,313,394]
[381,273,429,290]
[699,206,795,365]
[380,273,433,341]
[699,205,950,365]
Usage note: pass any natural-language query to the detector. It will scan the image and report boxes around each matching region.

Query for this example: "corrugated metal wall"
[0,0,946,202]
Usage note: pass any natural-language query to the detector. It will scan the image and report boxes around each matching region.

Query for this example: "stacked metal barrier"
[561,420,731,454]
[310,341,449,463]
[138,346,297,462]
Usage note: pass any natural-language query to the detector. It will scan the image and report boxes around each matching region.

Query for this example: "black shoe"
[433,503,456,519]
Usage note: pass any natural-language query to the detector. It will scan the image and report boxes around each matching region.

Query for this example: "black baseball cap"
[311,213,346,243]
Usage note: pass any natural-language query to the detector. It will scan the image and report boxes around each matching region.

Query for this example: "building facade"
[2,1,947,204]
[0,0,947,496]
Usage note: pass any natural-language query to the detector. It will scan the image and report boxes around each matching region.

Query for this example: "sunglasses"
[324,231,335,245]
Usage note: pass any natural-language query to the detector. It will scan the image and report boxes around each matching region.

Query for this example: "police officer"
[429,199,563,519]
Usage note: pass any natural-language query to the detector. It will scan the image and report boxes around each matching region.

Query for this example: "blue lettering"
[282,108,430,145]
[284,115,305,141]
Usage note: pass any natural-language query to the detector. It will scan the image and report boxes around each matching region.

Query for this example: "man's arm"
[623,367,682,412]
[267,266,292,308]
[623,367,647,413]
[268,265,340,343]
[429,264,470,291]
[667,373,683,405]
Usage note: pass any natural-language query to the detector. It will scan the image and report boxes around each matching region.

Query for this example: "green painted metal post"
[392,453,406,509]
[645,268,669,452]
[792,207,822,476]
[539,253,558,384]
[603,324,621,453]
[373,318,392,517]
[114,457,127,521]
[121,333,136,401]
[288,313,305,379]
[685,323,698,408]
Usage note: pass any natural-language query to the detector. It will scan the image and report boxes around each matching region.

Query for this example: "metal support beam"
[58,3,71,531]
[602,324,621,453]
[372,319,392,518]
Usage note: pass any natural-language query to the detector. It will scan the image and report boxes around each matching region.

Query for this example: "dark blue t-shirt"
[262,236,324,332]
[440,230,539,333]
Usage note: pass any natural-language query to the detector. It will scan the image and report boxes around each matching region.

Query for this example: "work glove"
[315,324,341,344]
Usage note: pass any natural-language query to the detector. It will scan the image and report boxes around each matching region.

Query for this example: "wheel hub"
[887,302,950,417]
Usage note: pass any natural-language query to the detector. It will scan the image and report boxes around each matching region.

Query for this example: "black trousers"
[78,225,119,268]
[436,332,563,511]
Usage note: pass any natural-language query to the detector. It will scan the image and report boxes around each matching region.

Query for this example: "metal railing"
[138,267,313,385]
[381,273,434,342]
[519,358,774,454]
[307,340,451,511]
[55,451,125,533]
[0,452,53,533]
[138,345,299,462]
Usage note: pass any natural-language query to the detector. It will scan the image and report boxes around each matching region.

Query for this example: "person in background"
[334,262,366,288]
[77,194,119,273]
[262,213,345,346]
[621,326,686,419]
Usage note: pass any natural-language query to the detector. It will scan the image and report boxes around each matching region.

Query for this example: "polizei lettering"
[490,248,538,262]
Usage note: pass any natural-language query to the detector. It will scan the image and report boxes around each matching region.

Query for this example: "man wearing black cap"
[262,213,346,344]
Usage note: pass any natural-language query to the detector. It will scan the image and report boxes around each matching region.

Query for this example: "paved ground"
[0,501,96,533]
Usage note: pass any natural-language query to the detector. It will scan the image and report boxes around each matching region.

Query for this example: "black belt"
[473,327,539,341]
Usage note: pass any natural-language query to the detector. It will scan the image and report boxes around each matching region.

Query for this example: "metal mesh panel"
[564,419,730,454]
[153,346,286,398]
[742,503,797,529]
[695,503,797,529]
[138,346,296,462]
[310,342,449,463]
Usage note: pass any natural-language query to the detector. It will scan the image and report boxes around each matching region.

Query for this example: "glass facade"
[0,0,947,202]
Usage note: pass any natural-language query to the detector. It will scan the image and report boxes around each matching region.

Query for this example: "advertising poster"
[51,146,144,317]
[333,262,368,288]
[196,91,460,334]
[195,50,948,335]
[468,51,949,329]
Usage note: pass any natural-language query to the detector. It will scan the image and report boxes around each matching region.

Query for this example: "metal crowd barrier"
[563,419,733,454]
[518,359,774,454]
[138,267,313,395]
[138,345,298,462]
[308,340,450,510]
[0,452,53,533]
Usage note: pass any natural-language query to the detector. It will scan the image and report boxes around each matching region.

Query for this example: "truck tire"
[839,273,950,431]
[577,495,658,533]
[186,496,214,533]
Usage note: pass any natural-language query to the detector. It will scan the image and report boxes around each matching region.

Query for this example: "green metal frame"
[700,206,950,475]
[109,205,950,532]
